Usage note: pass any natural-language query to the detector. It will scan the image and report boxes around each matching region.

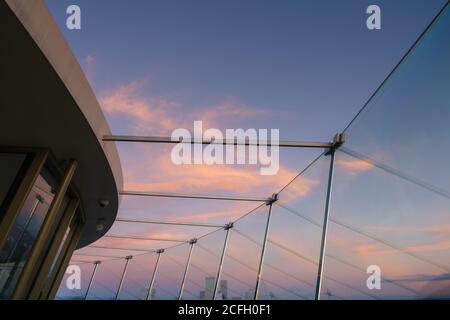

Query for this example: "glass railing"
[54,2,450,301]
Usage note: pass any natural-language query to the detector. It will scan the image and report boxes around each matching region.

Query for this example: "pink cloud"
[336,157,374,176]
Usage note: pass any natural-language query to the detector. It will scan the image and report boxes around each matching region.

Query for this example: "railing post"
[84,260,101,300]
[178,238,197,300]
[115,255,133,300]
[213,222,233,300]
[146,249,163,300]
[314,133,344,300]
[254,193,278,300]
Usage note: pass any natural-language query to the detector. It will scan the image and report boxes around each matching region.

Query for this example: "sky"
[43,0,450,299]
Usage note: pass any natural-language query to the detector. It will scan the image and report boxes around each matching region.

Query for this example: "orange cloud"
[99,79,268,136]
[99,79,179,135]
[336,158,374,176]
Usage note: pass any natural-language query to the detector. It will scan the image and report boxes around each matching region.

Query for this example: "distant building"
[204,276,215,299]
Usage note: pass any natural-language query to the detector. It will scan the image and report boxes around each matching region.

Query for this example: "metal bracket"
[156,249,165,254]
[93,260,102,265]
[224,222,234,230]
[265,193,279,206]
[189,238,198,245]
[325,133,345,156]
[125,255,133,260]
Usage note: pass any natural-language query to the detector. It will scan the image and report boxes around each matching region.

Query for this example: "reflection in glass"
[0,174,55,299]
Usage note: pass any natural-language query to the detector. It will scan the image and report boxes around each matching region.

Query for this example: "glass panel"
[0,152,28,215]
[323,151,450,299]
[259,155,330,300]
[343,5,450,195]
[86,259,126,300]
[55,262,95,300]
[182,229,226,300]
[0,172,56,299]
[216,205,269,300]
[117,253,158,300]
[327,6,450,300]
[151,243,191,300]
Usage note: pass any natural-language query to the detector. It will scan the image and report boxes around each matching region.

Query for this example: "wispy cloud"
[336,157,374,176]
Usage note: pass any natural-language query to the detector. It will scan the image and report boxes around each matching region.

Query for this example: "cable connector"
[325,133,345,155]
[189,238,198,245]
[265,193,279,206]
[224,222,234,230]
[156,248,165,254]
[125,255,133,260]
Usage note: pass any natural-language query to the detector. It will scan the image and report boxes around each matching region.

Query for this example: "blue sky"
[44,1,450,299]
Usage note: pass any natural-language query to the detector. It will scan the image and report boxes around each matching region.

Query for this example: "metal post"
[178,238,197,300]
[314,133,343,300]
[115,255,133,300]
[213,222,233,300]
[146,249,164,300]
[84,261,101,300]
[254,193,278,300]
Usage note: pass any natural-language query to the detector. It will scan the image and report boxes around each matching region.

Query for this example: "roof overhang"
[0,0,123,248]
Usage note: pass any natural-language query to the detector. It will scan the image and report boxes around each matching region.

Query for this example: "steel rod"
[120,190,268,202]
[115,256,132,300]
[88,245,155,252]
[104,235,187,242]
[146,249,163,300]
[73,253,124,259]
[84,261,100,300]
[103,135,332,148]
[178,239,196,300]
[213,223,233,300]
[253,202,274,300]
[115,217,225,228]
[314,149,336,300]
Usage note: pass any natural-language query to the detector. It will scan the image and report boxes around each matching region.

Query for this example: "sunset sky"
[45,0,450,299]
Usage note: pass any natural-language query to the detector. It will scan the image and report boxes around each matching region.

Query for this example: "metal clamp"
[189,238,198,245]
[224,222,234,230]
[156,248,165,254]
[265,193,279,206]
[325,133,345,155]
